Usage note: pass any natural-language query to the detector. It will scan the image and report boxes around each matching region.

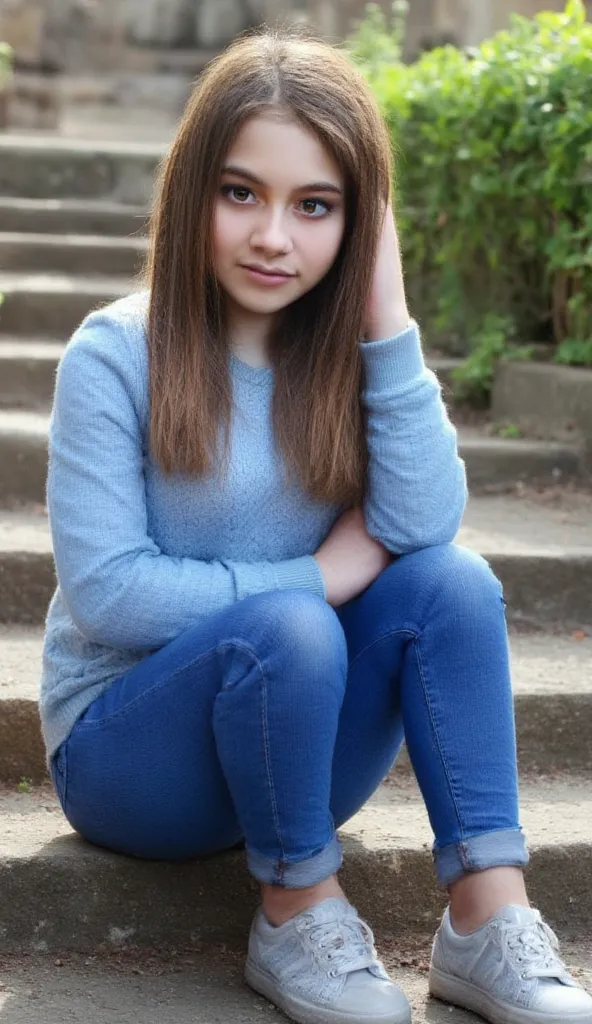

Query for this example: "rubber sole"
[429,965,592,1024]
[245,959,412,1024]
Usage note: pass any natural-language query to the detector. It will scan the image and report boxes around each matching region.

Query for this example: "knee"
[239,589,348,674]
[442,544,503,606]
[387,543,504,617]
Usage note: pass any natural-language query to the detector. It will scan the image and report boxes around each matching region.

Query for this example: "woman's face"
[213,113,346,324]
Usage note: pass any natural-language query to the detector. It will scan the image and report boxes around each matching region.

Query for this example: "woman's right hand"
[313,506,396,608]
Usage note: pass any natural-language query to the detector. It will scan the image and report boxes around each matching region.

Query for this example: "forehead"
[225,114,343,187]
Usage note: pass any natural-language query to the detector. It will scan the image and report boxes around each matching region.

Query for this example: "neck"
[226,302,275,368]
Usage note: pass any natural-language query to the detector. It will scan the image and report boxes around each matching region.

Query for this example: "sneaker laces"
[500,917,569,981]
[304,914,379,978]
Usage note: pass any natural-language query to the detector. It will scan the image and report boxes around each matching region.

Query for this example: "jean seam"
[347,627,417,673]
[413,635,466,842]
[259,666,286,880]
[216,640,286,879]
[346,623,466,842]
[72,646,220,729]
[72,638,260,729]
[53,741,69,812]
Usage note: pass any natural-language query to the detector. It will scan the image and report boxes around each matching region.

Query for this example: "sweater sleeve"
[360,319,468,554]
[47,316,326,652]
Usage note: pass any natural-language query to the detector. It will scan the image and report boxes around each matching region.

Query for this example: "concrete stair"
[0,334,588,488]
[2,626,591,784]
[0,136,162,205]
[0,340,63,410]
[0,186,587,491]
[0,343,464,412]
[0,232,148,276]
[0,271,129,335]
[0,137,591,1008]
[0,408,586,502]
[0,196,148,236]
[1,495,591,627]
[2,775,592,954]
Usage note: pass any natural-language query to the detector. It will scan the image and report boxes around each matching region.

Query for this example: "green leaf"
[349,0,592,376]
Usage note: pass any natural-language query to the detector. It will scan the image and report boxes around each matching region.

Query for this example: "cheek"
[213,206,241,265]
[302,218,345,280]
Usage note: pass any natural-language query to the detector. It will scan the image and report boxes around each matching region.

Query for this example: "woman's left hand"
[364,203,410,343]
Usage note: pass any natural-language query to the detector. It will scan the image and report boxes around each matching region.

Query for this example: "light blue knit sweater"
[39,291,467,768]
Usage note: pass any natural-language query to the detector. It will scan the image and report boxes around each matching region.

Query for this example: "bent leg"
[330,545,528,885]
[55,589,349,888]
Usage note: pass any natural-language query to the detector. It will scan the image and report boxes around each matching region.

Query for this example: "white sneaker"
[245,897,412,1024]
[429,903,592,1023]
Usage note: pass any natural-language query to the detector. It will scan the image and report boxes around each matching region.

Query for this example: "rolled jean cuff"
[434,828,529,886]
[246,833,343,888]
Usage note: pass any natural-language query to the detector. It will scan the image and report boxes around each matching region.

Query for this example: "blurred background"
[0,0,590,136]
[0,0,591,408]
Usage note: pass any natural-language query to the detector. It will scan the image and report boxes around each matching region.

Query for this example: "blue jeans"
[50,543,528,888]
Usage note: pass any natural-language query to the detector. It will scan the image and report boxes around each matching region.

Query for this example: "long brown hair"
[145,27,394,507]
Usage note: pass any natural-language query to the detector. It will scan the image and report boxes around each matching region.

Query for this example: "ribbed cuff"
[273,554,327,601]
[360,319,426,392]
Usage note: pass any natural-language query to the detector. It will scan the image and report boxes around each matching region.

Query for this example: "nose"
[250,205,293,254]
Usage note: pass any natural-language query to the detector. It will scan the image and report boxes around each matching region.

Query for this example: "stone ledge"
[0,231,148,276]
[2,626,592,783]
[1,776,591,952]
[1,494,592,628]
[0,196,149,236]
[0,137,163,203]
[0,410,585,505]
[492,361,592,447]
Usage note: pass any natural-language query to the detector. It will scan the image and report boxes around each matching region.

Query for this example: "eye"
[221,185,333,218]
[299,199,333,218]
[221,184,255,204]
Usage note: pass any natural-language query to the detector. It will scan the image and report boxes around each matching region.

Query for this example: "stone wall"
[0,0,591,72]
[0,0,267,63]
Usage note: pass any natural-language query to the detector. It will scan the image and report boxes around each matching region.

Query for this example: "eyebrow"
[222,164,343,195]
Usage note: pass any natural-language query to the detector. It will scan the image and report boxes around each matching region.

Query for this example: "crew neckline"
[230,351,275,387]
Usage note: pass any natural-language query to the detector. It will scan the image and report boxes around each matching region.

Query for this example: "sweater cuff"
[273,554,327,600]
[360,319,426,392]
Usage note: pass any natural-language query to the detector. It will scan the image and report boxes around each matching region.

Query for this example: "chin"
[231,290,299,316]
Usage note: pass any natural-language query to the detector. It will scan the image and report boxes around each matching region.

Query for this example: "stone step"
[1,488,591,626]
[0,196,148,237]
[0,232,148,277]
[0,135,162,205]
[426,355,463,393]
[0,339,463,413]
[0,272,130,336]
[1,774,591,953]
[0,345,455,414]
[0,410,584,508]
[0,940,589,1022]
[2,625,590,785]
[0,340,63,410]
[492,360,592,448]
[446,426,582,489]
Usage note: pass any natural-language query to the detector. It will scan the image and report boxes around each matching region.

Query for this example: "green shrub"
[347,1,409,70]
[348,1,592,393]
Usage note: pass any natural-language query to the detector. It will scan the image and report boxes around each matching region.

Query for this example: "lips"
[243,264,294,278]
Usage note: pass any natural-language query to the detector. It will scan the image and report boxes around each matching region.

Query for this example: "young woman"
[40,28,592,1024]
